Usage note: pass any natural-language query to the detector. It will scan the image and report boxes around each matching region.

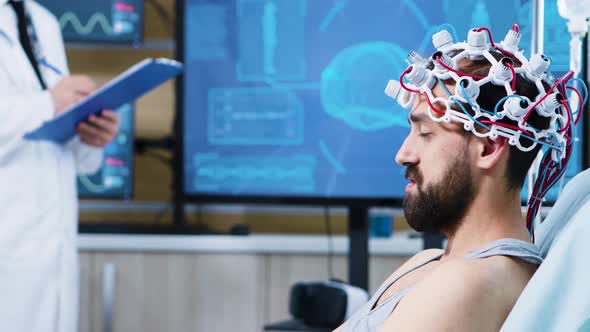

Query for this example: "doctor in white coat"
[0,1,120,331]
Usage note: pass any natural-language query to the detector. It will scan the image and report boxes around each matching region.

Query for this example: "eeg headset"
[384,25,588,238]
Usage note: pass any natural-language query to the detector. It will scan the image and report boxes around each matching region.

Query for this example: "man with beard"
[333,28,582,330]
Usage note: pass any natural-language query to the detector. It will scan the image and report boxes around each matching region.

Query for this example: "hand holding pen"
[43,59,120,148]
[49,75,96,115]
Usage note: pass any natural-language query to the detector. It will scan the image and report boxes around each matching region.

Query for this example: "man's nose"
[395,136,419,167]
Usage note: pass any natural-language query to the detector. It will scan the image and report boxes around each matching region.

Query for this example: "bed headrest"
[534,168,590,257]
[501,169,590,331]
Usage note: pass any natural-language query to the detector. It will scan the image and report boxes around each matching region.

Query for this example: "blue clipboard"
[25,58,183,143]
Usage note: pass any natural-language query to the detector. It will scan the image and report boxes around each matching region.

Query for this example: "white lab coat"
[0,1,103,331]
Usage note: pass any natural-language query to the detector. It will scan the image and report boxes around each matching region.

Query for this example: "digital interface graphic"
[182,0,582,201]
[77,104,134,199]
[42,0,143,44]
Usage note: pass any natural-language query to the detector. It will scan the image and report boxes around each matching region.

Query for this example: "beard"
[403,149,476,234]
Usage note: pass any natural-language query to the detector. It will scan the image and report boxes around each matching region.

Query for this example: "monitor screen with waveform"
[180,0,581,204]
[77,104,134,199]
[42,0,143,45]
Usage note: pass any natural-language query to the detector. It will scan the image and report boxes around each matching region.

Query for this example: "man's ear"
[476,136,509,170]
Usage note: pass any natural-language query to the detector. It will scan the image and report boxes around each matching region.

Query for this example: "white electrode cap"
[491,59,514,86]
[455,77,480,103]
[505,97,530,118]
[384,80,415,109]
[467,29,489,59]
[525,53,551,81]
[408,51,427,65]
[500,29,521,53]
[432,51,456,73]
[384,80,402,99]
[432,30,454,52]
[405,65,435,89]
[536,92,563,117]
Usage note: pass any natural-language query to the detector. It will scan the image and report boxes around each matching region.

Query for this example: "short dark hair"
[432,51,551,190]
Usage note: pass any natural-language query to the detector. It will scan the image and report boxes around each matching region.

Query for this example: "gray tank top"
[341,238,543,332]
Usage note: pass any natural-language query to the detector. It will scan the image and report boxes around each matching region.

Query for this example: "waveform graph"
[59,11,114,36]
[46,0,142,43]
[192,153,316,193]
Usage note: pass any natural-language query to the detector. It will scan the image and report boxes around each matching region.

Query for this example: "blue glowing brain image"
[321,42,410,131]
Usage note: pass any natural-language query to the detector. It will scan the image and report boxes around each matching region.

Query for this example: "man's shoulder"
[421,255,535,298]
[424,257,501,290]
[408,256,535,318]
[405,249,445,267]
[381,256,533,331]
[382,249,444,284]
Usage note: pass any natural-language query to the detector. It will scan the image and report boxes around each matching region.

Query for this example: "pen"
[39,57,63,76]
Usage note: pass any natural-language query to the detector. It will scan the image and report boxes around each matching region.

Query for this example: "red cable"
[423,92,446,115]
[543,144,572,187]
[399,67,421,93]
[558,101,571,133]
[475,27,515,57]
[512,24,520,33]
[435,56,486,79]
[522,72,575,123]
[529,155,552,208]
[526,147,567,232]
[566,86,584,125]
[399,67,445,116]
[504,61,517,92]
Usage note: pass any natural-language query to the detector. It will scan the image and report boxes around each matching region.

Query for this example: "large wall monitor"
[179,0,568,204]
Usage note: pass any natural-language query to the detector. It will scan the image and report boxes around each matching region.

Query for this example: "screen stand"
[348,206,369,291]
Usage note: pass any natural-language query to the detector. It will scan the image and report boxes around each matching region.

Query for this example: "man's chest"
[374,260,441,308]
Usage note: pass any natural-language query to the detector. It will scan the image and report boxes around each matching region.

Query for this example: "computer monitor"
[77,104,134,199]
[41,0,144,45]
[179,0,534,205]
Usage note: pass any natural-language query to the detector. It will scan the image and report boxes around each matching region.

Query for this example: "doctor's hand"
[49,75,96,115]
[77,111,120,147]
